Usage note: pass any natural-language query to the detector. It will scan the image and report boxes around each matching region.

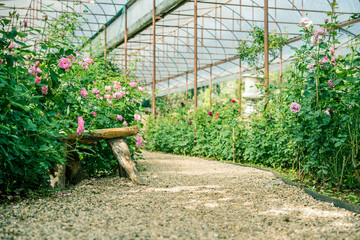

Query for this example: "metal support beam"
[104,25,107,60]
[209,66,212,108]
[124,6,128,70]
[239,59,242,115]
[264,0,269,90]
[152,0,156,119]
[279,47,282,92]
[186,73,188,104]
[194,0,198,110]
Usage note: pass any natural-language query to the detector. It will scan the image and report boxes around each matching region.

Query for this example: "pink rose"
[35,61,40,67]
[58,57,72,70]
[77,116,85,135]
[113,92,124,99]
[123,120,128,126]
[108,100,113,105]
[138,86,145,92]
[135,134,143,147]
[0,59,4,66]
[83,56,94,64]
[8,42,14,49]
[117,115,123,121]
[129,81,137,87]
[134,114,141,121]
[290,102,301,113]
[105,86,112,91]
[28,65,42,76]
[80,88,88,99]
[24,21,28,27]
[91,111,97,117]
[113,81,121,90]
[91,88,100,94]
[42,85,48,95]
[104,92,111,99]
[35,77,41,84]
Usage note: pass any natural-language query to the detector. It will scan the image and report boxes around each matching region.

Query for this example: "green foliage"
[238,26,287,72]
[0,11,147,196]
[147,9,360,198]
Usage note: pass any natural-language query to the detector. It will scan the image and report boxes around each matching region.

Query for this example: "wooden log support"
[106,138,144,185]
[50,164,66,190]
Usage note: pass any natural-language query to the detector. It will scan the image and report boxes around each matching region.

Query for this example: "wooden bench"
[50,127,144,189]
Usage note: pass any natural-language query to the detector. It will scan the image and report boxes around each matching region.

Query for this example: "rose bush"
[0,12,147,196]
[146,5,360,197]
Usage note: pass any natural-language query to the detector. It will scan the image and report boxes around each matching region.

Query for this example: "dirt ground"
[1,151,360,239]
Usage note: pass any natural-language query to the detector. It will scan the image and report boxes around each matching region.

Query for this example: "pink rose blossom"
[129,81,137,87]
[126,71,130,75]
[24,21,28,27]
[117,115,123,121]
[58,57,72,70]
[311,27,326,45]
[93,81,96,85]
[105,86,112,91]
[96,94,101,99]
[80,88,88,99]
[306,64,315,72]
[113,92,124,99]
[324,108,335,116]
[83,56,94,64]
[8,42,14,49]
[345,65,350,70]
[152,141,155,145]
[28,65,42,76]
[290,102,301,113]
[300,17,313,27]
[35,77,41,84]
[231,99,236,103]
[41,85,48,95]
[113,81,121,90]
[331,56,336,65]
[138,86,145,92]
[0,59,4,66]
[44,15,48,19]
[321,56,329,64]
[43,37,47,41]
[61,33,65,37]
[134,114,141,121]
[108,100,113,105]
[123,120,128,126]
[91,88,100,94]
[62,83,68,87]
[35,61,40,67]
[135,134,143,147]
[328,79,335,88]
[91,111,97,117]
[104,92,111,99]
[77,116,85,135]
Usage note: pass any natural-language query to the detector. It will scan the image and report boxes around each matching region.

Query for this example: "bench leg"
[50,163,66,189]
[106,138,144,185]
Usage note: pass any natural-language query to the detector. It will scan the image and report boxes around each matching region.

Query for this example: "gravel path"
[1,151,360,239]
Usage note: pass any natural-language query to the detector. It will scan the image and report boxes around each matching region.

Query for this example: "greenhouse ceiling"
[1,0,360,96]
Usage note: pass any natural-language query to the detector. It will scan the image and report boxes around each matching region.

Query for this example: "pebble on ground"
[1,151,360,239]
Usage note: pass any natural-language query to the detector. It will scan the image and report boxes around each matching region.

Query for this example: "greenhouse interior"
[1,0,360,238]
